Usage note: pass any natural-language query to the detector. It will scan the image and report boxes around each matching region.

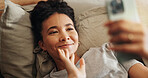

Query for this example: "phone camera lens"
[111,0,124,14]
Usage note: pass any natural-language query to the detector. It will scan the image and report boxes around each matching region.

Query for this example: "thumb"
[79,58,86,73]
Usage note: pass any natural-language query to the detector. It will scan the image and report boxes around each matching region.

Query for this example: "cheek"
[71,32,79,47]
[43,36,59,58]
[43,36,59,50]
[47,37,57,45]
[73,32,79,42]
[69,33,79,55]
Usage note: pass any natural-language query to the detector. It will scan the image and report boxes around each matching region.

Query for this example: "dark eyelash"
[49,31,58,35]
[67,28,74,31]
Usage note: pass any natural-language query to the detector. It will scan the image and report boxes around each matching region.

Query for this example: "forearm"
[129,63,148,78]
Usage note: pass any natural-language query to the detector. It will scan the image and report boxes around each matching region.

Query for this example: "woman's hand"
[105,20,148,58]
[58,49,86,78]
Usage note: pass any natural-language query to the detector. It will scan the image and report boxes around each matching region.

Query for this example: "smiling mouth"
[58,43,74,48]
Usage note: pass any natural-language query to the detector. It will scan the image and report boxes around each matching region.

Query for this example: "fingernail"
[57,48,61,52]
[108,43,114,50]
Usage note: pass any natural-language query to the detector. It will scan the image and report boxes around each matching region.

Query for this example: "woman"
[30,0,147,78]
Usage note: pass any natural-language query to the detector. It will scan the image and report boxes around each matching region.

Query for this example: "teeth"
[63,43,74,45]
[64,43,67,44]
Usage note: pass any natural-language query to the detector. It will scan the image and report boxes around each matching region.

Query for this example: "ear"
[38,40,47,51]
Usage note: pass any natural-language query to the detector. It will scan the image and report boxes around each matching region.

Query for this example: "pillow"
[21,4,36,12]
[76,7,109,56]
[0,0,34,77]
[64,0,105,16]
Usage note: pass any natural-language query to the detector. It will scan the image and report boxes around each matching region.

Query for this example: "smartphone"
[106,0,141,62]
[106,0,140,22]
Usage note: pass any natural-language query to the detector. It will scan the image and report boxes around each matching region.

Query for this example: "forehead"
[42,13,73,28]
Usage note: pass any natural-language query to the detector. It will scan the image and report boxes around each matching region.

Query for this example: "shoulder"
[82,43,116,59]
[87,43,114,54]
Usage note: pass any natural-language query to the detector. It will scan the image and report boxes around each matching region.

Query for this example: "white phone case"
[106,0,140,22]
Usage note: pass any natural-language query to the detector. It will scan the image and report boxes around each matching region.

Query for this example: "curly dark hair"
[30,0,76,46]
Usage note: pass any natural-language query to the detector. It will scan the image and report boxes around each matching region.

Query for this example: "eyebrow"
[47,26,57,33]
[65,23,73,26]
[46,23,74,33]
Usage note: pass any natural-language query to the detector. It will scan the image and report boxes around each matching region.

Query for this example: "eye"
[48,31,58,35]
[67,28,74,31]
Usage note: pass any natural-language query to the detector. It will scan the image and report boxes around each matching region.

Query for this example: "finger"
[105,20,125,28]
[64,49,69,59]
[58,49,77,68]
[110,33,144,43]
[70,53,75,65]
[79,58,86,73]
[108,20,130,34]
[59,49,76,69]
[104,21,114,27]
[58,49,66,61]
[58,49,63,58]
[110,43,144,56]
[61,49,66,57]
[106,20,144,35]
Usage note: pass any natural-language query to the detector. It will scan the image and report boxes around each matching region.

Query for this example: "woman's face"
[39,13,78,60]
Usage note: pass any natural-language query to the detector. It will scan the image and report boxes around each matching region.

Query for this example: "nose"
[59,32,70,42]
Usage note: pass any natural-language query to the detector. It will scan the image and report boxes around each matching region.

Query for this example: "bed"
[0,0,148,78]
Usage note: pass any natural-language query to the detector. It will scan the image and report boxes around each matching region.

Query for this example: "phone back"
[106,0,140,22]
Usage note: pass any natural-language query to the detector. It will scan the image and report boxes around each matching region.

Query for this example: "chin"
[69,48,77,55]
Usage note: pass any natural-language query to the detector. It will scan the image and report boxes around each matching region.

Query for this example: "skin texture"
[39,12,86,78]
[128,63,148,78]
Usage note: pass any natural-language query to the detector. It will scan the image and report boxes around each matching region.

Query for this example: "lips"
[58,43,74,48]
